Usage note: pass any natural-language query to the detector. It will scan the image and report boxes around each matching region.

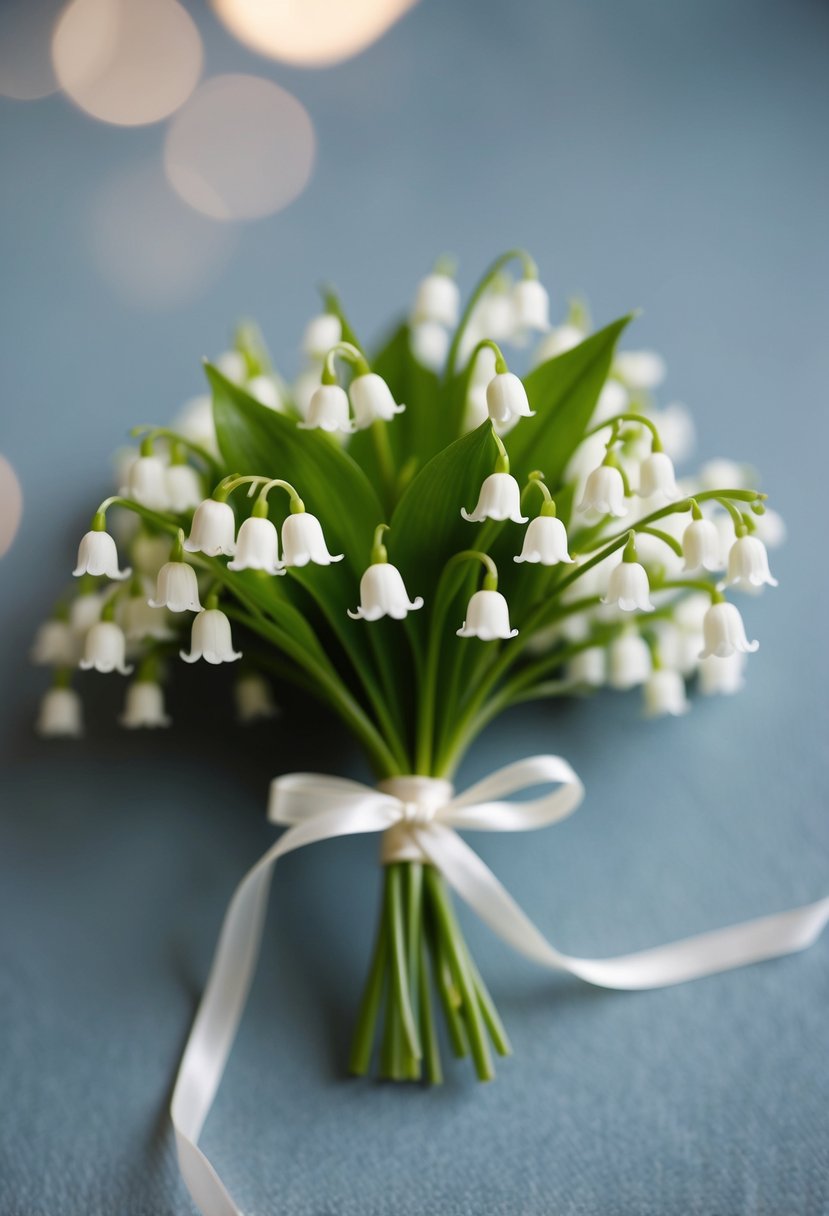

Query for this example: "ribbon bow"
[170,756,829,1216]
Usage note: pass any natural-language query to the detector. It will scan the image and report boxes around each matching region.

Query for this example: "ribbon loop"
[172,755,829,1216]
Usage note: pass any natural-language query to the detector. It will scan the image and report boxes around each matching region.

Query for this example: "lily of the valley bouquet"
[33,250,788,1091]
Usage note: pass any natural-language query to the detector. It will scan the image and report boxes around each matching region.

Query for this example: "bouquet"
[33,249,784,1091]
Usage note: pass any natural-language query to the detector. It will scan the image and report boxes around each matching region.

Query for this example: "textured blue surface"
[1,1,828,1213]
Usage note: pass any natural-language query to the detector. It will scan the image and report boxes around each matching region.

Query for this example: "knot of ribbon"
[170,755,829,1216]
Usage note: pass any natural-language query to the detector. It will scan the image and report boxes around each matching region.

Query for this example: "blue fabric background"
[1,1,828,1213]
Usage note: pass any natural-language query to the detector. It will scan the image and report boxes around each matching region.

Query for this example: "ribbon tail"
[419,824,829,990]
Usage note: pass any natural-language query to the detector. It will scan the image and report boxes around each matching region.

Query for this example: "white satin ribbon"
[170,755,829,1216]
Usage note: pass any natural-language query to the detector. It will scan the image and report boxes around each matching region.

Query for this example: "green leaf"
[388,421,499,597]
[508,315,634,490]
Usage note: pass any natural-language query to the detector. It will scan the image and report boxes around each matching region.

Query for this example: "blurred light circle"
[52,0,202,126]
[0,455,23,558]
[163,75,315,222]
[89,162,235,308]
[212,0,417,67]
[0,1,63,100]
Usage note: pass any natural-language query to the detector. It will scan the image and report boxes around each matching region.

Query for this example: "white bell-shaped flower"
[31,620,77,666]
[602,557,654,613]
[73,527,131,580]
[174,395,219,457]
[608,631,651,689]
[302,313,342,361]
[123,593,174,641]
[614,349,666,391]
[752,507,786,549]
[120,454,169,510]
[216,350,247,383]
[486,372,534,426]
[462,472,528,523]
[412,273,460,328]
[698,458,748,491]
[165,463,203,513]
[350,372,405,429]
[410,321,449,371]
[532,323,586,367]
[184,498,236,557]
[281,512,343,567]
[69,592,104,636]
[698,651,746,696]
[247,374,282,411]
[726,534,778,592]
[36,687,83,737]
[512,278,550,335]
[457,589,518,640]
[699,600,758,659]
[348,563,423,621]
[682,517,723,572]
[149,561,202,612]
[472,287,515,342]
[119,680,171,729]
[643,669,689,718]
[180,608,242,665]
[567,646,606,687]
[593,378,628,424]
[578,464,627,517]
[638,450,678,500]
[79,620,133,674]
[227,516,284,575]
[235,673,278,722]
[514,514,573,565]
[297,383,354,433]
[654,401,695,464]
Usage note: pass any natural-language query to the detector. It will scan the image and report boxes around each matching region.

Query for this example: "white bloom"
[292,370,319,419]
[654,402,695,464]
[36,687,83,738]
[174,395,218,457]
[608,632,651,690]
[184,499,236,557]
[131,532,171,576]
[726,535,778,592]
[122,594,174,641]
[457,589,518,640]
[180,609,242,665]
[602,559,654,613]
[247,374,282,411]
[73,529,131,580]
[119,681,171,729]
[532,323,585,366]
[578,465,627,517]
[348,563,423,621]
[410,321,449,371]
[464,345,497,429]
[216,350,247,383]
[473,288,515,342]
[752,507,786,549]
[699,601,758,659]
[614,350,666,391]
[412,273,460,328]
[227,516,284,575]
[69,592,104,635]
[698,458,748,491]
[643,669,689,718]
[297,383,354,433]
[485,372,534,426]
[462,473,528,523]
[235,673,278,722]
[593,378,628,424]
[698,651,746,695]
[567,646,606,687]
[302,313,342,361]
[149,562,202,612]
[682,518,723,572]
[350,372,405,429]
[31,620,77,666]
[281,512,343,567]
[514,515,573,565]
[638,451,678,499]
[512,279,550,335]
[672,591,710,634]
[165,463,203,513]
[120,454,169,510]
[79,620,133,674]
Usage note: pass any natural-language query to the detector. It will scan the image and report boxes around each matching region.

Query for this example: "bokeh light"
[0,455,23,558]
[212,0,418,67]
[89,161,235,307]
[163,75,316,222]
[52,0,202,126]
[0,1,61,100]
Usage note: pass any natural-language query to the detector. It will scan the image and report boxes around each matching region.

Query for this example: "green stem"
[388,864,422,1063]
[348,908,389,1076]
[446,249,537,380]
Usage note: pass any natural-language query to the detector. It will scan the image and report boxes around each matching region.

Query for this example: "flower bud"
[613,350,666,391]
[512,278,550,336]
